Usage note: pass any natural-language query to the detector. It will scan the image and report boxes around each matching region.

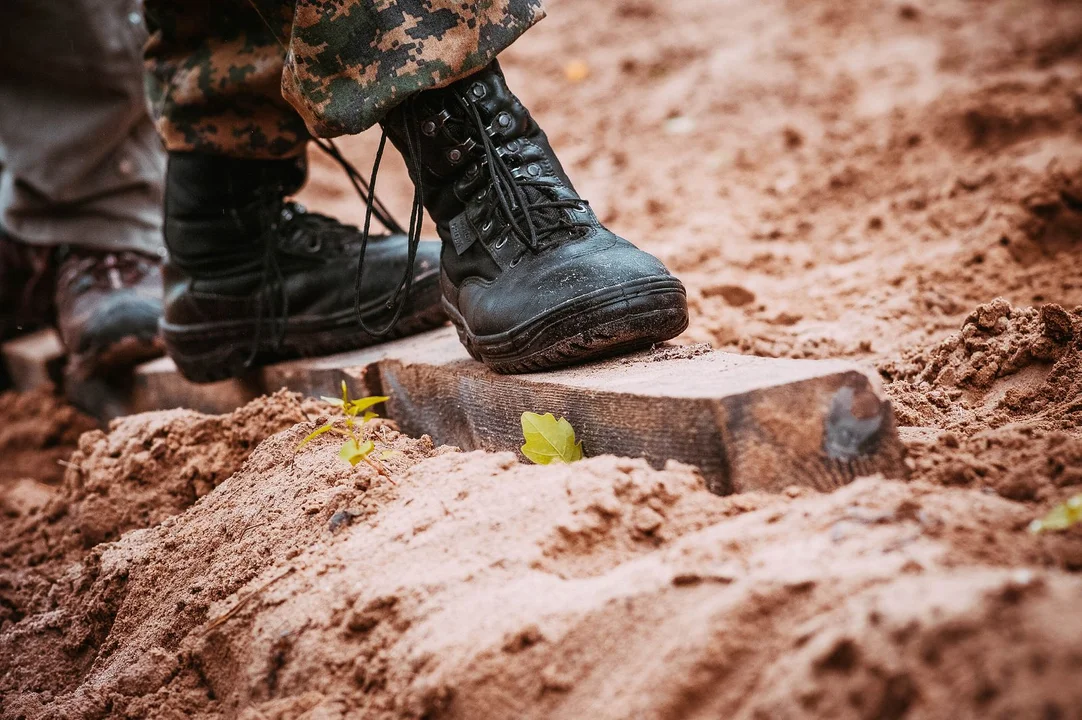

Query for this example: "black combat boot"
[379,61,688,373]
[160,153,446,383]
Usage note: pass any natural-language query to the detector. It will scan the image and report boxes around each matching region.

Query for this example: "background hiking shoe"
[0,228,56,344]
[160,152,446,383]
[380,61,688,374]
[0,229,57,391]
[55,247,165,380]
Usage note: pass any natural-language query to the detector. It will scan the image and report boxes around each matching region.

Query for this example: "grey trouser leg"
[0,0,165,257]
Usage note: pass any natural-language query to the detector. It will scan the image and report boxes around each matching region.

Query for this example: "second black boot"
[161,153,446,383]
[381,61,689,373]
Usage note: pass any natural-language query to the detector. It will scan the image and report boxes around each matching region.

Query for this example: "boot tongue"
[513,183,569,248]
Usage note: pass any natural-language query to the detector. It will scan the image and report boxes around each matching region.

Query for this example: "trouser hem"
[5,220,165,259]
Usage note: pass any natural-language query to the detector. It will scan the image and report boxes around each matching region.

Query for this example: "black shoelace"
[247,0,593,342]
[455,96,590,252]
[240,0,414,351]
[244,186,290,367]
[351,115,428,338]
[244,141,406,366]
[350,89,592,337]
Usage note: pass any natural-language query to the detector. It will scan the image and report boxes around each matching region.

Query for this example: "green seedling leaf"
[319,381,351,407]
[296,421,336,451]
[345,395,389,416]
[339,439,375,467]
[302,385,390,468]
[1028,495,1082,534]
[520,411,583,465]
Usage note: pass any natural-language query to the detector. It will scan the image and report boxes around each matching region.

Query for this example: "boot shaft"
[163,153,307,276]
[379,61,575,229]
[165,152,306,215]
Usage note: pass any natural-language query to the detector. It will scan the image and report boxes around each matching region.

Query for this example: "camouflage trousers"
[144,0,545,158]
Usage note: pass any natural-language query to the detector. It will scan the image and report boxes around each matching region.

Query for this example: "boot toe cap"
[458,237,685,338]
[74,292,163,351]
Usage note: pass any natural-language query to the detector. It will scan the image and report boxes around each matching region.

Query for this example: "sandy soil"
[3,0,1082,717]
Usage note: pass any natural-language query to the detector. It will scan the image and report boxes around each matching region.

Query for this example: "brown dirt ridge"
[3,0,1082,717]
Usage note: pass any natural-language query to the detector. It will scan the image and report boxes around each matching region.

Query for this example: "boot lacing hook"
[457,93,590,255]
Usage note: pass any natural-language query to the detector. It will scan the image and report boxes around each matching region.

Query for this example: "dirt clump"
[880,299,1082,503]
[0,386,96,487]
[0,391,308,630]
[880,300,1082,430]
[907,426,1082,503]
[1,416,445,718]
[58,389,310,548]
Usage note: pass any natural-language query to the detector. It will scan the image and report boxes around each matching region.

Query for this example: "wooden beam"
[124,327,907,495]
[1,328,65,392]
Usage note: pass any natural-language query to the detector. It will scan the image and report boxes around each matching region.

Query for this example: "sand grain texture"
[4,0,1082,716]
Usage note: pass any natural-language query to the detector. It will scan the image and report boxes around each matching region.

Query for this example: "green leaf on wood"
[520,412,583,465]
[1028,495,1082,534]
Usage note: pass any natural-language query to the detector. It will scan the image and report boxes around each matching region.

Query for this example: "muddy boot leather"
[55,247,164,380]
[0,229,56,344]
[380,61,688,373]
[0,230,57,390]
[161,152,445,383]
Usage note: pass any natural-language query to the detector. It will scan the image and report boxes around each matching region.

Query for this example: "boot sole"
[68,333,165,380]
[446,276,689,374]
[162,290,448,384]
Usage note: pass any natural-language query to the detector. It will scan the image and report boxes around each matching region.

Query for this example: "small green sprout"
[296,381,389,469]
[520,411,583,465]
[1028,494,1082,534]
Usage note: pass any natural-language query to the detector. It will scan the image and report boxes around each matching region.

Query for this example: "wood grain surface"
[115,327,908,495]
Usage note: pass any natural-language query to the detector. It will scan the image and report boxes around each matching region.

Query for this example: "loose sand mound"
[0,392,307,630]
[1,411,1080,719]
[4,0,1082,716]
[0,387,96,488]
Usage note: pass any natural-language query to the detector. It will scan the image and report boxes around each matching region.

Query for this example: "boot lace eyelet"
[306,236,322,252]
[422,120,437,136]
[509,255,522,268]
[447,148,464,163]
[494,236,507,249]
[470,83,487,100]
[482,220,493,233]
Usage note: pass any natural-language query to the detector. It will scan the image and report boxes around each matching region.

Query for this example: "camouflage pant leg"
[145,0,545,159]
[145,0,311,158]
